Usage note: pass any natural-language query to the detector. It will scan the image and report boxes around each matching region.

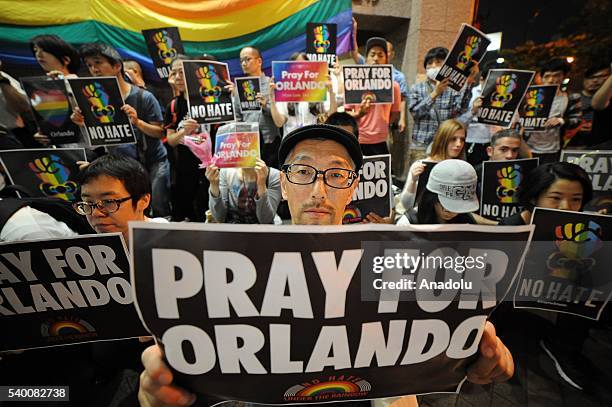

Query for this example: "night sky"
[476,0,584,49]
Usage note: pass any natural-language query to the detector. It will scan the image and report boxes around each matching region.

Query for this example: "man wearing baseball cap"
[137,125,515,406]
[345,37,402,156]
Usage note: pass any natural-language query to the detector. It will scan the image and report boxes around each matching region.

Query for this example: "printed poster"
[235,76,262,113]
[560,150,612,213]
[305,22,338,66]
[272,61,328,103]
[142,27,185,79]
[67,77,136,148]
[343,155,392,223]
[213,122,260,168]
[183,60,235,124]
[518,85,558,130]
[343,65,394,104]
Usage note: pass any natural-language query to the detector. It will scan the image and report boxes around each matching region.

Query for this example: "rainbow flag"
[0,0,352,81]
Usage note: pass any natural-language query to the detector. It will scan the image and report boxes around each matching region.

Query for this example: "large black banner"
[518,85,558,131]
[131,222,533,405]
[0,234,148,351]
[560,150,612,212]
[436,24,491,91]
[183,61,235,124]
[67,77,136,148]
[305,22,338,66]
[514,208,612,320]
[0,148,86,201]
[142,27,185,79]
[477,69,535,128]
[479,158,539,221]
[343,155,392,223]
[20,76,80,144]
[343,65,394,104]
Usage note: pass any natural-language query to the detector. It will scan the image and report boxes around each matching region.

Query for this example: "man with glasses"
[74,154,167,245]
[137,124,515,407]
[233,46,281,169]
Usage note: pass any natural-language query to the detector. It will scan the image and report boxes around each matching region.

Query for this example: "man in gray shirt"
[234,46,281,169]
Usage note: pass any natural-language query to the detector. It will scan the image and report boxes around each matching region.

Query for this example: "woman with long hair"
[400,119,466,210]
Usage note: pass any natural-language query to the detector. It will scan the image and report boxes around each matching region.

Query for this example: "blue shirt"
[111,85,167,165]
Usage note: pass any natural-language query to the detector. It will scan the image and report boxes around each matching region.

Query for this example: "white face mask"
[426,66,440,81]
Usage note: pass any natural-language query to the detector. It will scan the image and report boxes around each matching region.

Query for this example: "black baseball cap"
[278,124,363,170]
[365,37,388,57]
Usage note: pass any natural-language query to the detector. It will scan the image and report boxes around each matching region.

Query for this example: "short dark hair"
[540,58,571,76]
[423,47,448,68]
[490,129,521,146]
[79,43,124,74]
[518,162,592,211]
[29,34,80,74]
[242,46,262,59]
[325,112,359,139]
[77,154,151,209]
[584,62,611,78]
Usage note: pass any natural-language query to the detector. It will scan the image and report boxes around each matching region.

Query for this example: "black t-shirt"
[163,96,202,176]
[498,212,527,225]
[589,102,612,147]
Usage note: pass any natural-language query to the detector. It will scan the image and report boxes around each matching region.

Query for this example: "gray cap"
[426,159,479,213]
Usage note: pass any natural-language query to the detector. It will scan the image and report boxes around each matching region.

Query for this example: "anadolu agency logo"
[41,315,97,343]
[284,375,371,402]
[547,221,603,280]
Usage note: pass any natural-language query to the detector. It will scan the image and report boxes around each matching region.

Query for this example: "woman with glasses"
[205,157,282,224]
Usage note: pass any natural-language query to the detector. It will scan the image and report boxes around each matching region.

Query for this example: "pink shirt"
[347,81,401,145]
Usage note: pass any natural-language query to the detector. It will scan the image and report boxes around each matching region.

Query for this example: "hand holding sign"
[137,323,514,406]
[466,321,514,384]
[139,344,197,407]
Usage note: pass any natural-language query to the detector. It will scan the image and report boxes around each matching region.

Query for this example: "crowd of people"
[0,18,610,407]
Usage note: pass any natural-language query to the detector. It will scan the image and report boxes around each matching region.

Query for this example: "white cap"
[426,159,479,213]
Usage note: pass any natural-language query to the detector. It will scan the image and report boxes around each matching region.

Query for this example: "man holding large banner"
[136,124,520,406]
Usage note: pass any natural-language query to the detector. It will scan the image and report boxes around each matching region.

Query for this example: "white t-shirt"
[0,206,78,242]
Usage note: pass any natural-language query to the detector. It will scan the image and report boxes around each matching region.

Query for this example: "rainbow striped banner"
[0,0,352,81]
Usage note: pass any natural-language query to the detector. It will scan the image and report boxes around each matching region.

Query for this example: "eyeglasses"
[281,164,357,189]
[73,196,133,215]
[240,57,254,64]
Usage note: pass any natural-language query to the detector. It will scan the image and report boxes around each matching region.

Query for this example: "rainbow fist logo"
[456,35,480,70]
[28,154,78,201]
[196,65,222,103]
[547,221,603,280]
[284,377,371,401]
[523,88,545,117]
[490,74,517,108]
[153,30,178,65]
[496,164,521,203]
[83,82,115,123]
[342,205,362,224]
[30,89,70,127]
[313,25,331,53]
[242,80,256,101]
